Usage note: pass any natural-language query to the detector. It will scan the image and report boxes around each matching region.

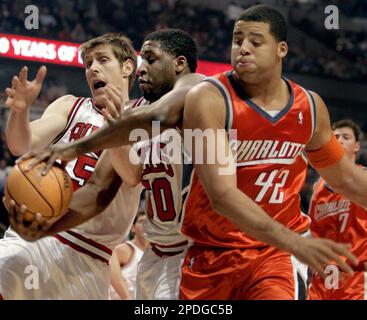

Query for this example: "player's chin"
[92,91,105,104]
[235,63,257,73]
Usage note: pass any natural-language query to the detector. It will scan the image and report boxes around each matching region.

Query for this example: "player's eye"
[233,38,242,46]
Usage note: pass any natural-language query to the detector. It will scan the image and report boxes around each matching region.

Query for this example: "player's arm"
[5,66,75,155]
[98,86,142,188]
[183,83,357,277]
[109,244,133,300]
[47,151,122,234]
[109,148,142,188]
[306,92,367,207]
[20,73,205,171]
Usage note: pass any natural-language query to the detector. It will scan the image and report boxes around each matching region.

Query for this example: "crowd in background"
[1,0,366,80]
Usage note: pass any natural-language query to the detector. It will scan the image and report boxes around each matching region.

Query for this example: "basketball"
[4,159,73,222]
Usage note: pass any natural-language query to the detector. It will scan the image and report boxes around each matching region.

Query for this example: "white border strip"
[58,231,111,261]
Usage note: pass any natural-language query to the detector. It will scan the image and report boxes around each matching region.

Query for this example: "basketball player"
[0,33,143,299]
[13,29,204,300]
[179,5,367,299]
[20,24,360,300]
[307,120,367,300]
[109,210,147,300]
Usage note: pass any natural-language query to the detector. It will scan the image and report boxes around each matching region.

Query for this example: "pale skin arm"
[183,82,358,278]
[306,92,367,207]
[20,73,205,171]
[110,244,133,300]
[5,66,76,155]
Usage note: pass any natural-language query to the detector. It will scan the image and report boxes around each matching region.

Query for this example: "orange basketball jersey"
[181,71,314,249]
[309,177,367,269]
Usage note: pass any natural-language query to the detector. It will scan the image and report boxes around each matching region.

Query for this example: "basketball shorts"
[0,228,110,299]
[134,245,187,300]
[180,245,308,300]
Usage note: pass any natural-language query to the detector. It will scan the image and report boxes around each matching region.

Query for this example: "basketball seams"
[17,164,55,216]
[50,166,64,216]
[5,184,41,216]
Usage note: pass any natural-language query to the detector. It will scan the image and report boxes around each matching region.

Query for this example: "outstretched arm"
[20,73,205,171]
[183,82,358,278]
[5,66,75,155]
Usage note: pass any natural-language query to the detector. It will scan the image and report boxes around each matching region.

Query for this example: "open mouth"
[93,80,106,90]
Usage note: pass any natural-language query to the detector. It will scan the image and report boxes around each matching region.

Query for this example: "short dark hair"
[236,5,287,42]
[133,210,145,225]
[332,119,361,142]
[143,29,197,72]
[80,33,137,90]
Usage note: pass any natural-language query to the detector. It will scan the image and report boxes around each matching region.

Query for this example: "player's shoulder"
[46,94,79,110]
[114,242,135,261]
[45,95,88,117]
[188,79,221,96]
[174,73,206,88]
[52,94,79,106]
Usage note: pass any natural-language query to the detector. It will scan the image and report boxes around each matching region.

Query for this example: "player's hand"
[5,66,47,113]
[95,83,124,119]
[16,143,77,175]
[3,197,51,242]
[291,236,358,279]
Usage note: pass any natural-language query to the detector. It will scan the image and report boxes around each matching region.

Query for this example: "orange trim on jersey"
[307,134,345,169]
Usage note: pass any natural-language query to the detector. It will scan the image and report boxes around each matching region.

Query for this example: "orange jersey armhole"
[306,134,345,169]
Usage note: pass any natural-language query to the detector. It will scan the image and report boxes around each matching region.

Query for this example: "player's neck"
[120,85,129,103]
[244,76,289,111]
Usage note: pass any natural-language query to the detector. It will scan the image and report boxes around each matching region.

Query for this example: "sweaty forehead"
[233,21,270,35]
[84,44,114,59]
[140,40,163,55]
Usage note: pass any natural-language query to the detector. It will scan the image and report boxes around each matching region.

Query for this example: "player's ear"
[355,141,361,154]
[175,55,188,74]
[278,41,288,59]
[122,58,134,77]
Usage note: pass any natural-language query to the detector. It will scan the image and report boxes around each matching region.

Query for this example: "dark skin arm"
[19,73,205,173]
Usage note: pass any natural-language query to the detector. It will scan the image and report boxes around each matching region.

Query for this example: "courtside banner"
[0,33,231,75]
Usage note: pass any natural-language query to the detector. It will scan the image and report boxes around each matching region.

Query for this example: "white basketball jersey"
[121,241,144,295]
[53,97,142,251]
[133,98,189,250]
